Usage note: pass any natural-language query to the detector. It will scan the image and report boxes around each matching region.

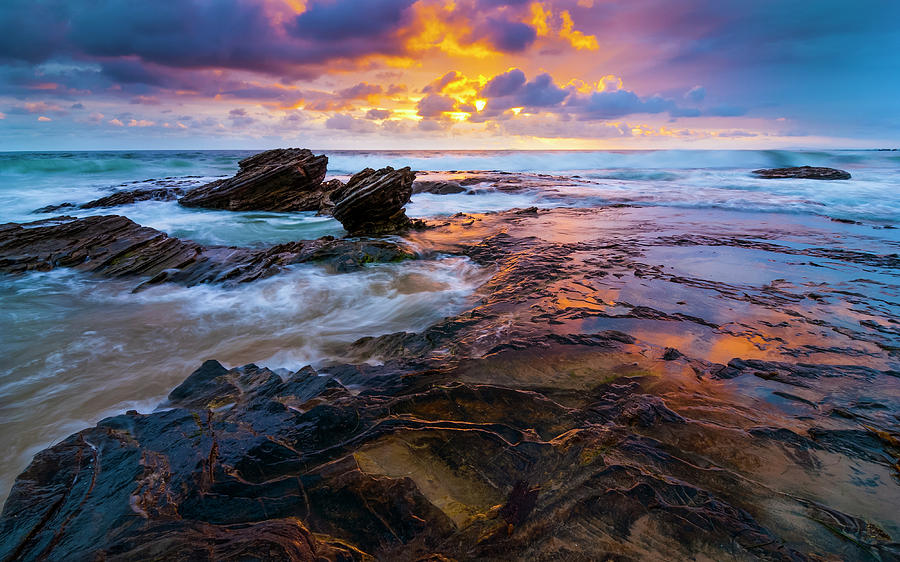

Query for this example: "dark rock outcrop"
[80,187,186,208]
[752,166,851,180]
[332,166,415,235]
[5,352,897,561]
[32,202,77,214]
[179,148,331,211]
[34,187,187,213]
[0,215,413,288]
[412,180,465,195]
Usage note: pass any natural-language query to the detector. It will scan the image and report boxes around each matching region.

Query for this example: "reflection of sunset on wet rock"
[1,1,899,560]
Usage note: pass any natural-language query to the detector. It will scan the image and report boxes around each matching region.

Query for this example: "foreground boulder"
[752,166,851,180]
[332,166,416,235]
[3,350,897,560]
[0,215,413,288]
[179,148,331,211]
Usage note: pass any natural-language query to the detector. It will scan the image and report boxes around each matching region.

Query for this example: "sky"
[1,0,898,150]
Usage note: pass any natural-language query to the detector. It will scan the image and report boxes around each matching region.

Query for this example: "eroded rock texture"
[332,166,416,235]
[0,215,413,288]
[179,148,331,211]
[752,166,852,180]
[2,192,899,561]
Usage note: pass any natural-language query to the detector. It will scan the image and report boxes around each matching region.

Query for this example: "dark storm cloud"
[0,0,413,81]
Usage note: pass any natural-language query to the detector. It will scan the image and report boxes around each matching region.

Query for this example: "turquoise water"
[1,150,899,233]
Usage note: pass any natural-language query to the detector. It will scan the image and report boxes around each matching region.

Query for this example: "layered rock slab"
[332,166,416,235]
[2,350,898,561]
[179,148,331,211]
[0,215,413,288]
[752,166,852,180]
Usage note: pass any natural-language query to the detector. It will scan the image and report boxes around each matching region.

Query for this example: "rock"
[1,355,841,561]
[179,148,331,211]
[331,166,415,235]
[412,180,465,195]
[32,202,77,214]
[80,187,186,208]
[752,166,851,180]
[0,215,414,289]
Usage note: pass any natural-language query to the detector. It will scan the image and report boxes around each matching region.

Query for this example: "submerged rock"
[0,215,413,288]
[332,166,415,235]
[179,148,331,211]
[752,166,851,180]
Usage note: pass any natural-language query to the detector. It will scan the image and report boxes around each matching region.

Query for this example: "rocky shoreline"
[1,152,897,561]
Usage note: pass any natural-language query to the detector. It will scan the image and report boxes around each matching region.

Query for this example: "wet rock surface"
[752,166,852,180]
[179,148,331,211]
[412,180,466,195]
[0,215,413,289]
[2,185,900,560]
[332,166,416,235]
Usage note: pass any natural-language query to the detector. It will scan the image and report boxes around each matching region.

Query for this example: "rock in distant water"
[179,148,330,211]
[0,215,413,288]
[752,166,851,180]
[332,166,416,235]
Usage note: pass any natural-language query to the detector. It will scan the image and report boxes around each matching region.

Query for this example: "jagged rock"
[32,202,76,213]
[80,187,186,208]
[179,148,331,211]
[332,166,415,235]
[0,215,413,289]
[752,166,851,180]
[412,180,465,195]
[7,353,888,561]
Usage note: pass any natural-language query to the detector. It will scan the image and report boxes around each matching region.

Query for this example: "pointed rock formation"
[179,148,331,211]
[331,166,415,235]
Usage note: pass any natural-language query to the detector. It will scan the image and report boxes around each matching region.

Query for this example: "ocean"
[1,149,899,504]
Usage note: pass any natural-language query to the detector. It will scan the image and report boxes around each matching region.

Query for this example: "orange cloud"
[529,2,598,51]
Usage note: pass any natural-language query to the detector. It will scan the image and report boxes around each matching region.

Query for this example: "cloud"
[481,68,527,98]
[37,115,51,121]
[479,18,537,52]
[684,85,705,102]
[325,113,376,132]
[572,89,674,119]
[365,108,392,120]
[336,82,383,101]
[292,0,415,41]
[422,71,462,94]
[417,93,458,118]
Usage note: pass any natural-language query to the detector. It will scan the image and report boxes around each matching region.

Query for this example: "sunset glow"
[0,0,897,149]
